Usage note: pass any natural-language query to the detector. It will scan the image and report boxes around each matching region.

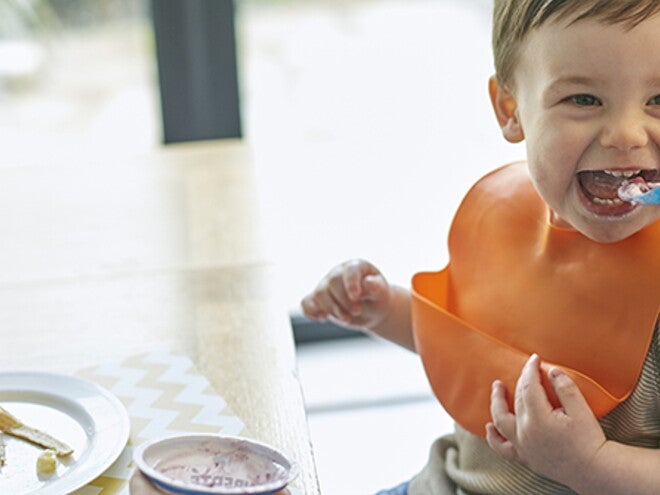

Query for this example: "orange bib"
[412,163,660,438]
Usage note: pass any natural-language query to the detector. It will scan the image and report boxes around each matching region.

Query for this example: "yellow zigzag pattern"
[74,351,245,494]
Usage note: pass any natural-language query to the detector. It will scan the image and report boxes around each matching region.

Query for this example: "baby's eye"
[648,94,660,105]
[566,94,601,106]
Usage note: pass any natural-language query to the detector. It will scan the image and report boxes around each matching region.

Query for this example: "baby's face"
[510,14,660,242]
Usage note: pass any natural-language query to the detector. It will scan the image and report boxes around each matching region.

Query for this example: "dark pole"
[151,0,242,143]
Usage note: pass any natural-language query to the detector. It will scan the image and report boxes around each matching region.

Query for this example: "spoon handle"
[632,186,660,205]
[618,181,660,205]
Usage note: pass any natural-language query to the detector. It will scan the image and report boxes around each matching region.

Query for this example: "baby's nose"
[599,110,649,151]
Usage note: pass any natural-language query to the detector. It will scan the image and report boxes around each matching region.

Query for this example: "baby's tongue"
[578,171,623,200]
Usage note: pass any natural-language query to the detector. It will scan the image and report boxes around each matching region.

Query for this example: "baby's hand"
[300,259,391,331]
[486,354,606,490]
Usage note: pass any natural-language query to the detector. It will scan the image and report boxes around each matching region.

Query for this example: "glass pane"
[0,0,157,157]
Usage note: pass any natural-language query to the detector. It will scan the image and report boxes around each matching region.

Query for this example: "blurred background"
[1,0,524,493]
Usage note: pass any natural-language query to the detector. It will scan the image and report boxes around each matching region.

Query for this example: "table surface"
[0,140,321,494]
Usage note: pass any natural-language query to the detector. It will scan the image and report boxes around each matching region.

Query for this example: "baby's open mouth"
[577,169,658,206]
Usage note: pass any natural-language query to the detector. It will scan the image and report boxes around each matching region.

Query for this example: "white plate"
[0,372,130,494]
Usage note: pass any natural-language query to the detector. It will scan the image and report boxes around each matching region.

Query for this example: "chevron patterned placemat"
[71,350,288,495]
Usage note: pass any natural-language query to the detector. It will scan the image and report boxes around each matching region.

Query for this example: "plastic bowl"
[133,434,299,495]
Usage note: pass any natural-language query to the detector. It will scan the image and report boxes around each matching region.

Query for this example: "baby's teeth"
[604,170,638,178]
[593,197,624,206]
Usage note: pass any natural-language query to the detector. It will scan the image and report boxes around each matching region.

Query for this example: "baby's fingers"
[548,367,591,418]
[490,380,516,443]
[300,294,327,320]
[326,270,364,315]
[515,354,553,418]
[309,286,353,323]
[300,259,384,327]
[361,273,389,303]
[341,259,381,301]
[485,423,518,462]
[300,280,352,321]
[487,382,519,463]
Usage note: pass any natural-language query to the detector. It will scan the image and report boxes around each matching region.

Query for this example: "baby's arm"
[578,441,660,495]
[300,259,414,351]
[486,355,660,494]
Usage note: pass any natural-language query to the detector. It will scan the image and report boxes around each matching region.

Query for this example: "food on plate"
[36,449,57,474]
[0,434,5,466]
[0,405,73,456]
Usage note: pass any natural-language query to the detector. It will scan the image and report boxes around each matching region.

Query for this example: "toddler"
[302,1,660,493]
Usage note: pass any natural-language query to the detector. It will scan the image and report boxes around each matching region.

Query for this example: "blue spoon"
[618,182,660,205]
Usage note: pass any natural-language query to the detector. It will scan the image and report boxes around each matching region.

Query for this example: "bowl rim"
[133,433,299,495]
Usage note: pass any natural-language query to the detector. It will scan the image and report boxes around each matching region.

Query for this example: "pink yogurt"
[155,440,288,488]
[134,434,298,495]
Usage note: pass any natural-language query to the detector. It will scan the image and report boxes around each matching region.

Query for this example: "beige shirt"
[409,321,660,495]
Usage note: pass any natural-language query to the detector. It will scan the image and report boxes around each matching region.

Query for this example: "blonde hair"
[493,0,660,86]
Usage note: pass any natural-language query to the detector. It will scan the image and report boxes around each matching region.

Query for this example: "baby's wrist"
[566,441,613,494]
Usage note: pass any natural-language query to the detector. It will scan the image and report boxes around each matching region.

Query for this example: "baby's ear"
[489,76,524,143]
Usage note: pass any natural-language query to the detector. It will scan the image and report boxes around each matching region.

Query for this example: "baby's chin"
[572,215,656,243]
